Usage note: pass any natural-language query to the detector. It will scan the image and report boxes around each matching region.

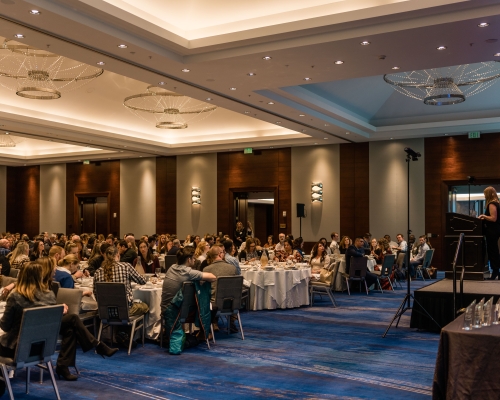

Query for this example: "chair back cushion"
[381,254,396,277]
[56,288,82,315]
[165,255,177,272]
[396,252,406,269]
[95,282,130,323]
[349,257,368,278]
[179,282,197,321]
[329,261,341,289]
[423,249,435,269]
[9,269,19,279]
[15,305,64,367]
[50,281,61,296]
[214,276,243,313]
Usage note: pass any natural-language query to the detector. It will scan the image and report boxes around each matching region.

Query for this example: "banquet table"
[241,265,311,310]
[132,284,162,339]
[433,314,500,400]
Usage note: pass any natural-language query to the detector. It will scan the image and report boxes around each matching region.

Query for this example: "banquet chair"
[0,305,64,400]
[1,276,16,288]
[309,260,339,307]
[95,283,145,355]
[416,249,435,280]
[373,254,395,293]
[8,269,19,279]
[165,255,177,272]
[344,257,369,295]
[50,282,61,296]
[211,276,245,341]
[394,253,406,288]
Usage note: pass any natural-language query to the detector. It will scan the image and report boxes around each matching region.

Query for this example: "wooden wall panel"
[217,149,291,239]
[66,161,120,236]
[6,166,40,237]
[425,134,500,269]
[339,143,369,240]
[156,156,176,234]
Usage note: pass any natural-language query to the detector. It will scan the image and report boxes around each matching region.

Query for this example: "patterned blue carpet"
[7,275,443,399]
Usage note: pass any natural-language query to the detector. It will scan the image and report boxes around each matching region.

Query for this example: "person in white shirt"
[329,232,340,252]
[409,235,429,278]
[274,233,286,251]
[392,234,408,253]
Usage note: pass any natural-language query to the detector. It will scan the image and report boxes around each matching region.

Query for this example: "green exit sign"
[468,132,481,139]
[83,160,90,164]
[244,147,253,154]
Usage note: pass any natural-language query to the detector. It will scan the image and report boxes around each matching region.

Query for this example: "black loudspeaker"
[297,203,305,218]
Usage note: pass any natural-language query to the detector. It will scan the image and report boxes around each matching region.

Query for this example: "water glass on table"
[155,268,161,278]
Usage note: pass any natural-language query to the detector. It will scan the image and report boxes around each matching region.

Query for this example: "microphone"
[404,147,421,159]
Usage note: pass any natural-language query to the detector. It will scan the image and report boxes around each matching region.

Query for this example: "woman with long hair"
[157,235,168,254]
[234,221,245,249]
[373,238,392,267]
[479,186,500,279]
[0,262,118,383]
[264,235,274,250]
[133,240,160,274]
[9,241,30,270]
[293,237,305,259]
[275,238,303,263]
[370,238,378,255]
[238,238,259,261]
[309,242,331,274]
[338,236,352,254]
[30,239,46,261]
[194,241,210,262]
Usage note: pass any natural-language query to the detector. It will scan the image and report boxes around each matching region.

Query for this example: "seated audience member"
[125,235,137,253]
[409,235,430,278]
[55,255,92,298]
[105,235,114,245]
[0,261,118,384]
[223,240,241,274]
[384,235,398,250]
[48,246,65,271]
[94,246,148,317]
[203,245,239,302]
[194,241,210,262]
[9,241,30,270]
[339,236,352,254]
[167,239,181,255]
[293,237,306,258]
[133,240,160,274]
[157,235,168,254]
[318,237,331,255]
[329,232,340,252]
[392,234,408,253]
[73,239,88,261]
[55,233,66,248]
[30,239,47,261]
[264,235,275,250]
[160,247,216,313]
[370,238,378,255]
[0,254,10,278]
[275,238,303,262]
[148,236,157,254]
[309,242,331,274]
[238,238,259,261]
[87,242,111,276]
[373,239,392,267]
[408,234,416,253]
[363,233,372,249]
[65,242,79,258]
[118,240,137,264]
[274,233,286,252]
[344,237,377,288]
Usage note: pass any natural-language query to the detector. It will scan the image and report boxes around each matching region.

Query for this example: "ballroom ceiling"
[0,0,500,165]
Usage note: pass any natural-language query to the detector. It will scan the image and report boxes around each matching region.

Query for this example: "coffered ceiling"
[0,0,500,165]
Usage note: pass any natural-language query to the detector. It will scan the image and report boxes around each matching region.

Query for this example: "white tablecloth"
[133,286,162,339]
[241,268,311,310]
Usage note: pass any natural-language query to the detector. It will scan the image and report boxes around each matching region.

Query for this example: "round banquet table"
[133,285,162,339]
[241,266,311,310]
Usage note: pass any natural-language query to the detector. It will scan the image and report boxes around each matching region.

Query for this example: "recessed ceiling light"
[495,53,500,57]
[346,132,350,135]
[14,34,24,39]
[244,111,250,114]
[276,121,281,124]
[392,66,400,70]
[247,72,256,76]
[324,124,329,126]
[299,114,305,117]
[304,77,311,81]
[181,68,190,72]
[5,132,9,135]
[158,81,166,85]
[360,41,371,46]
[117,44,128,49]
[206,97,212,101]
[230,87,236,90]
[324,137,328,140]
[478,22,489,28]
[97,61,105,65]
[30,10,41,15]
[335,60,344,65]
[262,56,272,60]
[437,46,447,51]
[267,101,274,105]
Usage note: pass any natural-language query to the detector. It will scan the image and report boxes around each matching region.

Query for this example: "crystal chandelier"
[384,62,500,106]
[0,40,104,100]
[0,133,19,147]
[123,86,217,129]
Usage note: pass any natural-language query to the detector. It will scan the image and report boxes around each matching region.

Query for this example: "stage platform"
[410,279,500,332]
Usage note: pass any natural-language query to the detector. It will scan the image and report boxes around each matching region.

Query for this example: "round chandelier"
[123,86,217,129]
[384,61,500,106]
[0,133,21,147]
[0,41,104,100]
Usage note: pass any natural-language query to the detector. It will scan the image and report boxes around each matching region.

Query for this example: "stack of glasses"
[463,297,500,330]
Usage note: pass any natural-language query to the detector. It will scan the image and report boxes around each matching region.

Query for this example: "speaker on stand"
[297,203,305,237]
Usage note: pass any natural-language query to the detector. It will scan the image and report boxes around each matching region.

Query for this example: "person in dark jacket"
[118,240,137,264]
[345,237,377,288]
[0,255,10,279]
[87,242,111,277]
[167,239,181,255]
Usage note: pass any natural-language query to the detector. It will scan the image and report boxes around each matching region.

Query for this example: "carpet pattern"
[6,275,443,399]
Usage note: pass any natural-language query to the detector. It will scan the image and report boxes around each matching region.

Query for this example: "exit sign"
[244,147,253,154]
[468,132,481,139]
[83,160,90,164]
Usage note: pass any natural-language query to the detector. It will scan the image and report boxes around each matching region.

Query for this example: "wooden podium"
[443,212,485,281]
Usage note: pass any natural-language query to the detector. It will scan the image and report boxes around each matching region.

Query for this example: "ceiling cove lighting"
[478,22,489,28]
[247,72,256,76]
[360,41,371,45]
[230,87,236,90]
[158,81,166,85]
[304,77,311,81]
[392,66,400,70]
[267,101,274,105]
[117,44,128,49]
[262,56,272,60]
[437,46,447,51]
[191,187,201,205]
[30,10,41,15]
[96,61,105,65]
[181,68,190,72]
[311,182,323,203]
[334,60,344,65]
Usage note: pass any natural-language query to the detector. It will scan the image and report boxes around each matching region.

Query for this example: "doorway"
[233,190,275,243]
[78,196,109,234]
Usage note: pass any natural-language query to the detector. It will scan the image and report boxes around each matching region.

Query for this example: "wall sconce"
[311,182,323,203]
[191,187,201,205]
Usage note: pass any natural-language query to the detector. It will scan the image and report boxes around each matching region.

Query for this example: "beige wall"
[120,158,156,237]
[176,154,217,238]
[40,164,66,233]
[0,166,5,233]
[369,139,425,242]
[291,145,340,242]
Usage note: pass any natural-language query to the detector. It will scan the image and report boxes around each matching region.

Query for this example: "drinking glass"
[463,306,473,330]
[494,303,500,325]
[483,302,492,326]
[155,268,161,278]
[473,304,482,328]
[241,258,246,264]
